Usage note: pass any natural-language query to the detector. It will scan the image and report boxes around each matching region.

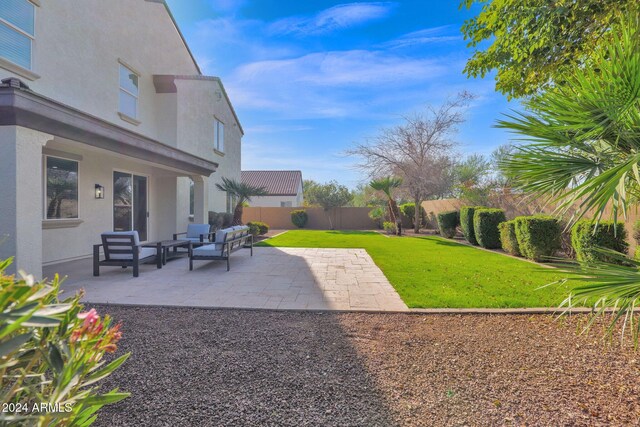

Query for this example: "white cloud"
[245,124,314,134]
[225,49,450,119]
[269,2,397,36]
[234,50,447,87]
[191,17,299,74]
[381,25,462,49]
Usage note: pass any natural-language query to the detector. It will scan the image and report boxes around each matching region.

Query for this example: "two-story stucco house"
[0,0,243,278]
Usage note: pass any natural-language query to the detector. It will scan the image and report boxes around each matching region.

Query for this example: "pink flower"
[78,308,99,327]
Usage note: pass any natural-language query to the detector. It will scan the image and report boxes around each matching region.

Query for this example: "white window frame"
[214,118,224,153]
[0,0,36,71]
[118,62,140,122]
[43,155,79,220]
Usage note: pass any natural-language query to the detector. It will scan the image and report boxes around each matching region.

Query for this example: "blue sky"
[166,0,516,188]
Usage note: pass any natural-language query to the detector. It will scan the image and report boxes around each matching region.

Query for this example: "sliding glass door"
[113,171,148,241]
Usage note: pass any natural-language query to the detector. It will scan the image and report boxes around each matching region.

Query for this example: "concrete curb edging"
[84,301,627,316]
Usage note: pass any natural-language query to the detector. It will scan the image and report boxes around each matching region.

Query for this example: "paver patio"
[47,247,408,311]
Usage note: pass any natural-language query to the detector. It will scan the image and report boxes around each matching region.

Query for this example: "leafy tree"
[306,181,353,229]
[349,93,471,233]
[461,0,635,98]
[303,179,320,206]
[351,183,386,208]
[215,177,268,225]
[499,14,640,342]
[369,177,403,235]
[454,146,514,205]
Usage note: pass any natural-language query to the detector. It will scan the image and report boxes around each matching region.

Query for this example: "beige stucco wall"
[248,181,304,207]
[175,77,242,215]
[243,207,376,230]
[0,126,51,277]
[0,0,243,269]
[249,195,301,208]
[41,138,185,266]
[0,0,198,143]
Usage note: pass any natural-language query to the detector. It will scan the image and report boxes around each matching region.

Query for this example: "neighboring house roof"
[241,171,303,196]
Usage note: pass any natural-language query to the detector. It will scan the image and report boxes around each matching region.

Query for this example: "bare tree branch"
[347,92,473,232]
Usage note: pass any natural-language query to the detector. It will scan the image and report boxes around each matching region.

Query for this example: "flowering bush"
[0,258,130,425]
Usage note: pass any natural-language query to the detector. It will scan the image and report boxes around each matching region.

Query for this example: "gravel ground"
[92,305,640,426]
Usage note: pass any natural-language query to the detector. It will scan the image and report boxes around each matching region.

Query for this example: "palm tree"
[215,177,268,225]
[499,12,640,342]
[370,176,403,234]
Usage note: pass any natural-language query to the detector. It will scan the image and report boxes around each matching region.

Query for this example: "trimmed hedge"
[247,221,269,236]
[473,208,506,249]
[514,215,561,262]
[571,220,628,263]
[291,209,308,228]
[460,206,483,245]
[437,210,460,238]
[399,203,427,228]
[498,220,520,256]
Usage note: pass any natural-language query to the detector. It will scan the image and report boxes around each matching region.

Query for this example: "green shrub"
[437,210,460,238]
[633,220,640,260]
[473,208,506,249]
[514,215,561,262]
[383,221,397,235]
[248,223,260,237]
[368,206,386,229]
[0,258,130,424]
[460,206,484,245]
[571,220,628,263]
[247,221,269,235]
[499,220,520,256]
[290,209,308,228]
[399,203,427,228]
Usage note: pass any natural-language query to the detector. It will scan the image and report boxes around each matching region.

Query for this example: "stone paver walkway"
[49,247,408,311]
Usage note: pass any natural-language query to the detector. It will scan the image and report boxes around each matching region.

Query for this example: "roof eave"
[0,82,218,176]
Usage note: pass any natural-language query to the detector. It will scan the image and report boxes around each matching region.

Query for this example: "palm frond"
[554,248,640,345]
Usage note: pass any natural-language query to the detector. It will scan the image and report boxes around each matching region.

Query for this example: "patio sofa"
[189,225,253,271]
[173,223,214,247]
[93,231,161,277]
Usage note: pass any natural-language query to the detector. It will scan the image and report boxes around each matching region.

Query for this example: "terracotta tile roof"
[241,170,303,196]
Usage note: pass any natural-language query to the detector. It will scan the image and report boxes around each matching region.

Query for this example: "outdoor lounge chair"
[173,223,214,247]
[189,225,253,271]
[93,231,161,277]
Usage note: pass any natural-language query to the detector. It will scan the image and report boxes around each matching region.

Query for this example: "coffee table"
[142,240,190,265]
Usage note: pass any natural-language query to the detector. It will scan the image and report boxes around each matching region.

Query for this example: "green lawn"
[258,230,575,308]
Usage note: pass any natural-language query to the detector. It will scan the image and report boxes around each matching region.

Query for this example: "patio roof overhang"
[0,78,218,176]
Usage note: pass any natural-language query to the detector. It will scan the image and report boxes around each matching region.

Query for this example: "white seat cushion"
[215,227,233,243]
[186,224,211,239]
[110,246,157,260]
[185,237,208,243]
[192,244,223,257]
[103,231,140,246]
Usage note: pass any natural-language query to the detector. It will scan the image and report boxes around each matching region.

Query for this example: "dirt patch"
[93,306,640,426]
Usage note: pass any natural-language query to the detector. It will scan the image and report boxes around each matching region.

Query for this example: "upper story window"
[0,0,35,70]
[45,156,79,220]
[214,118,224,153]
[119,63,139,120]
